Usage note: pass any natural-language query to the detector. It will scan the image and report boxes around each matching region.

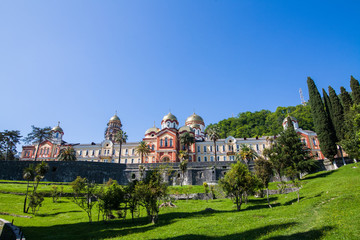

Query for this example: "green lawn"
[0,164,359,239]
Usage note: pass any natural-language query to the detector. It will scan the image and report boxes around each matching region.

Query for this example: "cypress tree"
[322,89,334,125]
[307,77,337,164]
[328,86,345,141]
[350,76,360,105]
[340,86,353,113]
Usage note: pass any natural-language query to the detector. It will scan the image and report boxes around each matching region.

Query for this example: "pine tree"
[340,86,353,113]
[328,86,345,141]
[307,78,337,165]
[350,76,360,105]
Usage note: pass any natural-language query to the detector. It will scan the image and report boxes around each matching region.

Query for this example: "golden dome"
[109,114,121,122]
[190,124,201,129]
[179,125,193,133]
[52,123,63,134]
[162,112,177,122]
[145,127,160,135]
[186,113,204,125]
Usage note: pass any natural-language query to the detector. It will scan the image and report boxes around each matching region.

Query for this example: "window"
[113,149,115,155]
[230,156,234,161]
[198,146,200,152]
[189,156,192,161]
[210,156,214,162]
[125,159,127,164]
[203,146,207,153]
[125,149,128,155]
[263,144,265,149]
[313,138,317,146]
[256,144,259,151]
[132,149,134,155]
[216,145,219,152]
[237,144,239,151]
[198,157,201,162]
[222,145,225,152]
[217,156,220,161]
[152,157,155,162]
[210,146,213,152]
[223,156,226,161]
[165,138,168,147]
[131,159,134,164]
[92,150,94,156]
[56,132,59,138]
[46,148,49,154]
[170,138,173,147]
[111,159,114,163]
[40,149,43,154]
[79,150,82,156]
[204,156,207,162]
[86,150,88,156]
[99,150,101,155]
[152,145,155,150]
[160,139,163,147]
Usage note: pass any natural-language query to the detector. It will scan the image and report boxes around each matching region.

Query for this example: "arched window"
[165,138,168,147]
[79,150,82,156]
[170,139,173,147]
[56,132,59,138]
[160,139,163,147]
[152,145,154,150]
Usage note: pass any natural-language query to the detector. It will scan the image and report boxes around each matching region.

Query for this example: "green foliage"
[27,191,44,215]
[328,86,345,142]
[307,77,337,161]
[206,105,314,139]
[206,125,221,161]
[340,86,353,113]
[135,141,151,163]
[237,144,258,166]
[71,176,98,222]
[135,169,168,224]
[350,75,360,105]
[114,130,128,163]
[340,104,360,160]
[0,130,21,161]
[220,161,259,211]
[179,132,195,151]
[203,182,209,194]
[254,158,273,189]
[57,146,77,161]
[97,181,125,221]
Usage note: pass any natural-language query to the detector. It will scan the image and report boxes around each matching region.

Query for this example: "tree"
[57,146,76,161]
[307,77,337,167]
[71,176,98,223]
[24,126,52,161]
[323,89,334,125]
[114,130,128,164]
[0,130,21,161]
[125,180,140,222]
[135,141,151,163]
[23,164,35,213]
[237,144,258,167]
[340,86,353,113]
[350,76,360,105]
[254,158,273,208]
[179,132,195,153]
[206,125,220,161]
[179,158,188,186]
[97,180,125,221]
[135,169,168,224]
[220,161,259,211]
[340,104,360,162]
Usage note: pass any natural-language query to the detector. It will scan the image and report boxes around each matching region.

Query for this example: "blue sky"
[1,0,359,147]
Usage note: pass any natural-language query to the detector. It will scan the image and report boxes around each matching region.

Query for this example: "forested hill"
[206,104,314,139]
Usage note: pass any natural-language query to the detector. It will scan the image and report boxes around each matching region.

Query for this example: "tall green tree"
[323,89,334,124]
[57,146,77,161]
[135,141,151,163]
[340,86,353,113]
[350,76,360,105]
[179,132,195,152]
[114,129,128,164]
[0,130,21,161]
[307,77,337,167]
[328,86,345,142]
[254,158,273,208]
[219,161,259,211]
[24,126,53,161]
[206,125,220,161]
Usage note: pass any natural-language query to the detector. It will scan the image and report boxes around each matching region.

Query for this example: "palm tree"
[24,126,52,161]
[57,146,76,161]
[179,132,195,153]
[238,144,258,166]
[23,164,35,213]
[114,130,128,164]
[206,125,220,161]
[135,141,151,163]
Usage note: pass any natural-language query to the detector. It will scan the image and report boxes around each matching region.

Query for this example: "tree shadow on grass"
[283,197,304,206]
[151,222,298,240]
[303,171,335,180]
[37,210,82,217]
[21,208,238,240]
[266,226,334,240]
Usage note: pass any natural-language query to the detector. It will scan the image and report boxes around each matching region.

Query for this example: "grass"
[0,164,359,239]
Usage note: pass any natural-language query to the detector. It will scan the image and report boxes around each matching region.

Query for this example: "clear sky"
[1,0,359,148]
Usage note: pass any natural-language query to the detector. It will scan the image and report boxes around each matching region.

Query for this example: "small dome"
[179,125,193,133]
[52,124,63,134]
[110,114,121,122]
[162,112,177,122]
[186,113,204,125]
[190,124,201,129]
[145,127,160,135]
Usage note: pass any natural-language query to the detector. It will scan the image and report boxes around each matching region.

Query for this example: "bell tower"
[105,113,122,142]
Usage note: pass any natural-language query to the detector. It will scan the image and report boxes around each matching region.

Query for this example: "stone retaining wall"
[0,218,24,240]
